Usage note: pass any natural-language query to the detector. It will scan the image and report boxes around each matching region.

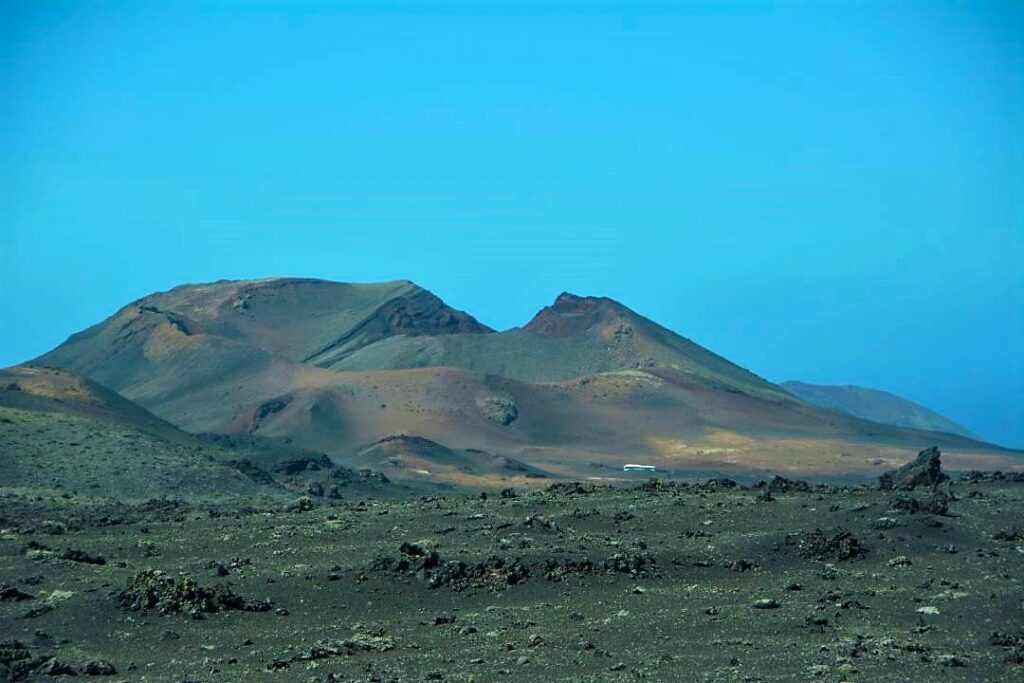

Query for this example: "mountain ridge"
[27,277,1021,484]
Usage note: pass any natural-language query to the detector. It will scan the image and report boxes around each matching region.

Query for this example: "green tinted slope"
[0,365,187,441]
[0,404,283,502]
[0,366,401,502]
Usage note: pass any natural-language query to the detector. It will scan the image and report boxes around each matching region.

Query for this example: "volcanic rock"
[877,447,949,490]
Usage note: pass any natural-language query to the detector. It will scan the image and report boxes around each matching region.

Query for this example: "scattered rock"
[766,476,811,494]
[286,496,314,513]
[371,544,656,591]
[804,615,830,628]
[796,529,868,562]
[523,515,558,531]
[695,477,738,491]
[115,569,271,617]
[224,458,276,485]
[892,490,951,516]
[0,585,33,602]
[0,640,34,680]
[39,521,66,536]
[21,604,53,619]
[61,548,106,565]
[989,631,1024,665]
[37,657,76,676]
[545,481,609,496]
[937,654,968,667]
[872,516,900,529]
[371,549,530,591]
[476,393,518,426]
[267,630,396,669]
[274,453,335,476]
[82,659,117,675]
[961,471,1024,483]
[993,527,1023,542]
[206,560,230,577]
[751,598,780,609]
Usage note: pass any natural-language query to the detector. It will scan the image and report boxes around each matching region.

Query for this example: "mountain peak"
[524,293,630,337]
[40,277,492,370]
[550,292,614,312]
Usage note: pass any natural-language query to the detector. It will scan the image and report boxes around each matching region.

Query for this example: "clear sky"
[2,1,1022,447]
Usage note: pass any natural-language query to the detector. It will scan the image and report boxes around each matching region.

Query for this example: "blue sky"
[2,1,1022,447]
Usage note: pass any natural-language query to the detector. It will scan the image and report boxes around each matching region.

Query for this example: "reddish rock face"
[523,292,627,338]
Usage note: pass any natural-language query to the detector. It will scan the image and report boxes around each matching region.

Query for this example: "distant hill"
[781,381,978,440]
[29,277,1020,483]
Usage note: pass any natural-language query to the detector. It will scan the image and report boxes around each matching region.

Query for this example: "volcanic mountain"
[29,277,1021,483]
[781,381,978,440]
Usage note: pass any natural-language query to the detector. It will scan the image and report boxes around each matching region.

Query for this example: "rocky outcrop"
[476,392,518,426]
[224,458,276,485]
[877,447,949,491]
[796,529,868,562]
[116,569,272,617]
[523,293,625,338]
[249,396,292,432]
[304,288,493,365]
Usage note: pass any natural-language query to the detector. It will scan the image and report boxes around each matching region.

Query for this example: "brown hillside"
[30,278,1021,483]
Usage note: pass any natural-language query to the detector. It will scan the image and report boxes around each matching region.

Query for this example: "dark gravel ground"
[2,477,1023,682]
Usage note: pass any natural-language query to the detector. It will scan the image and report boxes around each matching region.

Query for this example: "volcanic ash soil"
[1,474,1023,682]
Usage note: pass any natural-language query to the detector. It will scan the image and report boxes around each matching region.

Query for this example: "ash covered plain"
[2,455,1023,682]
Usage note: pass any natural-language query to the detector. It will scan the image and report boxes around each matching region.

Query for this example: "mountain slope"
[0,366,284,501]
[781,381,978,440]
[0,366,397,501]
[28,277,1021,483]
[0,365,188,442]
